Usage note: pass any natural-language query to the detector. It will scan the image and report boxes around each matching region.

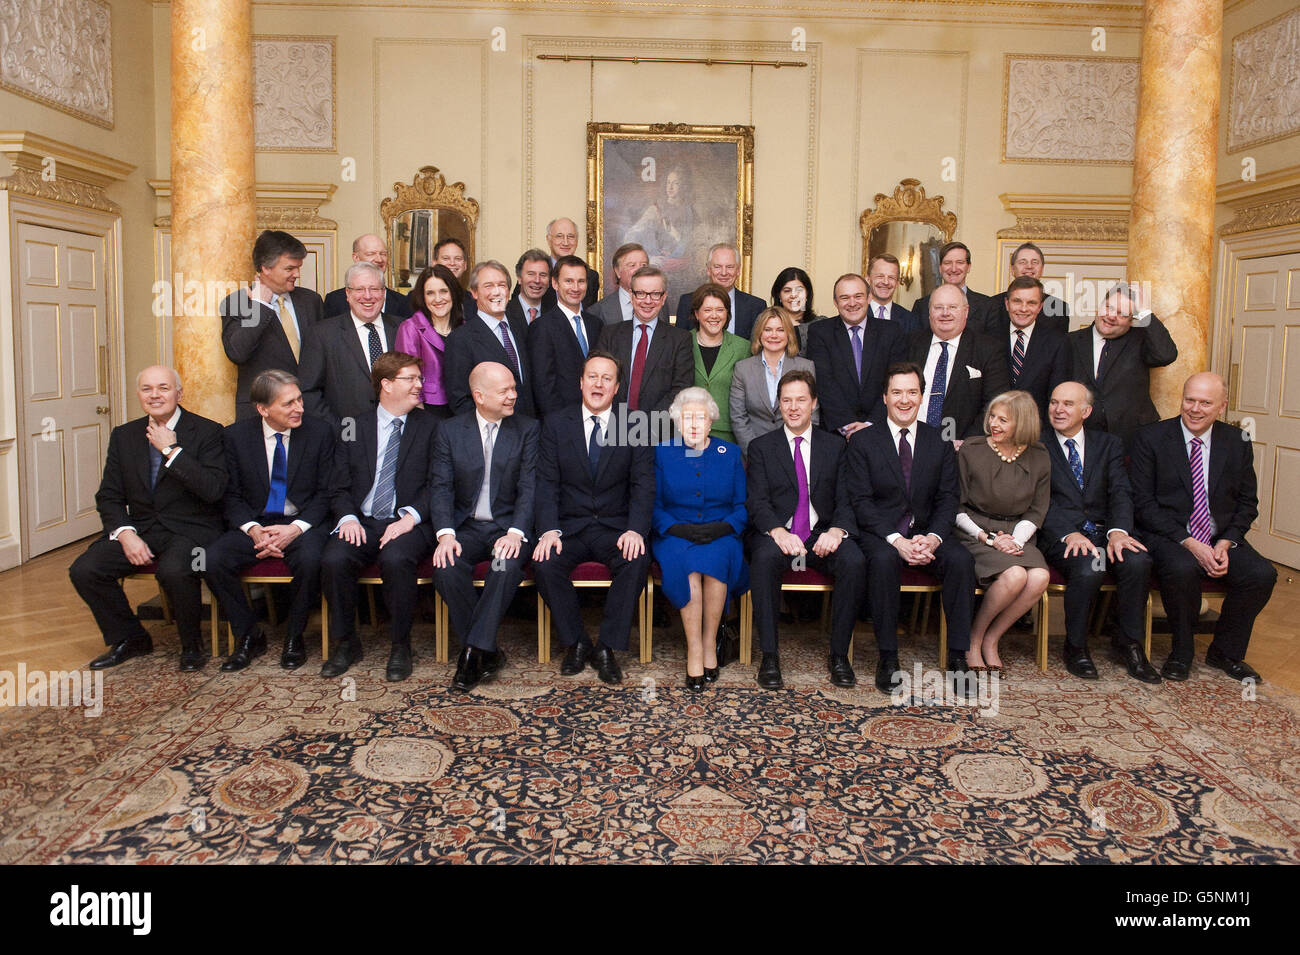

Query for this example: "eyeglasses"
[393,375,425,384]
[631,290,666,301]
[347,286,385,298]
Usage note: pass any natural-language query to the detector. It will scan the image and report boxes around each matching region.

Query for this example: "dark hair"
[1005,275,1044,298]
[514,248,551,278]
[583,348,624,388]
[552,254,588,280]
[691,282,731,319]
[252,230,307,274]
[777,368,818,402]
[407,264,465,331]
[250,369,300,407]
[611,242,646,270]
[630,265,666,287]
[939,241,971,265]
[867,253,900,273]
[433,236,467,258]
[769,267,815,318]
[1010,241,1045,267]
[884,361,926,396]
[371,351,423,398]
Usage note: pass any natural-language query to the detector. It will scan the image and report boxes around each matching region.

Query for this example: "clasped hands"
[1184,537,1232,577]
[247,523,303,558]
[667,521,733,546]
[892,533,940,566]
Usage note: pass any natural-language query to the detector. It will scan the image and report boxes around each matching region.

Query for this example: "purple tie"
[1011,330,1026,383]
[897,427,914,537]
[792,435,811,541]
[497,320,522,380]
[851,325,863,381]
[1188,437,1213,544]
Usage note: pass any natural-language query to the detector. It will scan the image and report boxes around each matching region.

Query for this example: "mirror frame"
[859,178,958,277]
[380,165,481,291]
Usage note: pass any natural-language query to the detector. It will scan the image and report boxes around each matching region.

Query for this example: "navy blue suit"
[1068,315,1178,450]
[805,316,908,433]
[995,321,1070,424]
[527,306,603,418]
[443,312,536,419]
[870,301,922,338]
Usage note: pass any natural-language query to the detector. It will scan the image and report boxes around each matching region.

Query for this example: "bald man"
[323,233,413,321]
[71,366,227,671]
[1130,373,1277,683]
[544,217,600,307]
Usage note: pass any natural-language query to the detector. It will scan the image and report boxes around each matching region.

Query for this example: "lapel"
[947,335,972,395]
[640,321,668,380]
[1207,421,1228,491]
[808,430,837,503]
[417,315,445,353]
[394,410,421,475]
[776,428,798,491]
[1169,420,1194,498]
[341,316,372,377]
[360,413,379,489]
[1079,432,1097,490]
[251,422,274,502]
[1072,330,1097,386]
[1099,328,1135,382]
[881,423,907,489]
[489,416,516,502]
[1048,432,1083,501]
[833,321,860,384]
[566,408,593,482]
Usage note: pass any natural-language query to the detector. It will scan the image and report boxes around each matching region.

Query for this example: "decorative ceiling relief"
[1003,55,1137,164]
[0,0,114,127]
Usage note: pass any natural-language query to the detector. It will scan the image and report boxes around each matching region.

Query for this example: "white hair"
[668,386,720,424]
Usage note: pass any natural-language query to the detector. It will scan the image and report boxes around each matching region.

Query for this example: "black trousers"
[1146,536,1276,665]
[204,523,329,644]
[533,527,649,651]
[861,535,975,652]
[321,517,434,648]
[1042,535,1151,649]
[747,533,866,656]
[431,520,527,652]
[70,530,205,648]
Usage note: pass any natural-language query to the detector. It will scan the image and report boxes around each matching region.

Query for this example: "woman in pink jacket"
[394,263,464,417]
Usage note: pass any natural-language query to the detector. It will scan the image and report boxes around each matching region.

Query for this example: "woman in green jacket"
[689,282,751,444]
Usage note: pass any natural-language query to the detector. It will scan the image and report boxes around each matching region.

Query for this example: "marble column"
[1126,0,1222,415]
[170,0,255,423]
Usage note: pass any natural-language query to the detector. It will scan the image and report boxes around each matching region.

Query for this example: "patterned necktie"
[1011,330,1026,384]
[474,422,497,521]
[1065,438,1096,535]
[528,306,538,324]
[1188,437,1214,544]
[364,322,382,367]
[371,418,402,519]
[573,314,589,357]
[588,415,602,477]
[850,325,863,381]
[497,321,522,380]
[628,323,650,411]
[265,432,287,515]
[897,427,914,537]
[926,341,949,428]
[791,435,811,541]
[149,443,163,490]
[276,294,300,361]
[1096,338,1113,382]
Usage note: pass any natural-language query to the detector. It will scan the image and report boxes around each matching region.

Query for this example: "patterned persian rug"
[2,611,1299,864]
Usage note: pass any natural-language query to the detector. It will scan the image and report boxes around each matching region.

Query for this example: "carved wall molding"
[253,36,337,152]
[0,131,134,214]
[149,180,338,229]
[859,178,957,244]
[996,193,1130,241]
[1227,8,1300,153]
[1002,55,1138,164]
[379,166,481,227]
[0,0,113,128]
[1218,164,1300,236]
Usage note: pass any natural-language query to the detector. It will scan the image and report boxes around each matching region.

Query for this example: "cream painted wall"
[1,0,157,388]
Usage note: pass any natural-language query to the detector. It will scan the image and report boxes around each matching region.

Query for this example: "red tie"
[628,323,650,411]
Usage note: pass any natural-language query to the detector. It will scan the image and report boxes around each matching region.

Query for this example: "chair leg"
[158,584,173,625]
[435,592,448,664]
[209,585,220,657]
[1144,591,1153,660]
[265,584,279,627]
[920,592,933,641]
[538,593,548,664]
[321,594,330,661]
[739,592,752,665]
[1037,591,1049,672]
[642,578,654,664]
[939,602,948,663]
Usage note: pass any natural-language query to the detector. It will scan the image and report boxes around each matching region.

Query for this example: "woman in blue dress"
[652,387,749,692]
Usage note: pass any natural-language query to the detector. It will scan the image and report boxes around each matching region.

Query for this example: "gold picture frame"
[587,122,754,317]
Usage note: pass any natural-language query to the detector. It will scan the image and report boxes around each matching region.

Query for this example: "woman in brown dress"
[955,390,1051,672]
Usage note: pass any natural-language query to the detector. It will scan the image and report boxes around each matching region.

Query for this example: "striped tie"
[1011,330,1026,383]
[926,342,949,428]
[371,418,403,519]
[1188,437,1213,544]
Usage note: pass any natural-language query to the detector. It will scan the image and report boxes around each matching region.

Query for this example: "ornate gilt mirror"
[380,166,480,293]
[859,179,957,310]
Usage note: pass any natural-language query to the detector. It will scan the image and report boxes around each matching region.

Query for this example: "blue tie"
[574,314,589,357]
[925,341,949,428]
[149,444,163,490]
[588,414,602,477]
[371,418,403,519]
[850,325,863,381]
[1065,438,1097,535]
[265,433,287,515]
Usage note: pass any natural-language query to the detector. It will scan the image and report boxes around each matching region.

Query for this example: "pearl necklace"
[989,438,1025,463]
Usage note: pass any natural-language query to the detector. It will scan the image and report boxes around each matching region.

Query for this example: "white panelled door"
[17,222,110,557]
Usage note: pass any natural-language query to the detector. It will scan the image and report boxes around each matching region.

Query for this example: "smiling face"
[471,266,511,318]
[353,234,389,272]
[518,259,551,303]
[884,371,922,428]
[1010,247,1043,279]
[1096,289,1136,339]
[471,362,517,421]
[580,356,619,415]
[1006,286,1043,330]
[868,259,900,305]
[435,244,466,278]
[1049,381,1092,437]
[346,271,386,322]
[258,253,302,295]
[258,383,304,432]
[424,276,453,320]
[778,379,816,433]
[553,263,588,311]
[778,279,807,314]
[1180,373,1227,437]
[833,276,869,326]
[547,218,578,258]
[630,273,666,322]
[928,284,968,340]
[615,249,649,290]
[987,401,1016,445]
[695,295,729,340]
[706,247,739,291]
[940,247,971,287]
[760,314,789,354]
[136,365,181,420]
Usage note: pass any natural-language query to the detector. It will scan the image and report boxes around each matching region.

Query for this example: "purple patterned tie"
[851,325,863,381]
[497,320,522,380]
[897,427,914,537]
[1188,437,1213,544]
[792,436,811,541]
[1011,330,1026,384]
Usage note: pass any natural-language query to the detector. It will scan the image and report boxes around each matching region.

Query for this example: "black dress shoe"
[756,653,783,689]
[1160,657,1191,682]
[593,647,623,685]
[946,651,976,698]
[89,637,153,670]
[685,673,705,693]
[280,633,307,670]
[1113,641,1160,684]
[1205,645,1262,684]
[451,647,484,693]
[829,654,857,688]
[1063,644,1099,680]
[221,630,267,672]
[873,653,901,693]
[386,643,413,682]
[480,648,506,679]
[320,640,362,678]
[703,666,719,684]
[179,647,206,672]
[561,641,592,676]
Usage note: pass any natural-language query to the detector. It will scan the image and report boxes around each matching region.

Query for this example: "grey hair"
[344,261,384,287]
[668,386,720,425]
[135,365,182,390]
[707,242,738,262]
[250,369,300,407]
[469,260,511,290]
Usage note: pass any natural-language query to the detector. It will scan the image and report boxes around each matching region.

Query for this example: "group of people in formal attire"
[70,224,1277,696]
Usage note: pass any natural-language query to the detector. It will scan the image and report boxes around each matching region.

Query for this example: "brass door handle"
[95,406,110,415]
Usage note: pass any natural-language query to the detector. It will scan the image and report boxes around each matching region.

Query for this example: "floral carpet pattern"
[2,616,1299,864]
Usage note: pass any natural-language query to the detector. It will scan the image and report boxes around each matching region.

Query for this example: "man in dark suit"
[845,362,977,693]
[1041,381,1160,683]
[981,242,1070,336]
[509,249,552,326]
[746,369,867,689]
[588,243,655,327]
[991,277,1069,425]
[319,353,439,681]
[528,255,603,418]
[533,351,651,684]
[221,230,324,420]
[675,243,763,338]
[596,265,693,444]
[866,254,921,337]
[544,217,599,307]
[1130,373,1277,683]
[1068,281,1178,450]
[71,366,226,670]
[910,241,993,335]
[299,262,402,428]
[322,233,412,320]
[908,283,1011,445]
[431,362,540,693]
[444,260,535,419]
[205,371,336,671]
[806,272,909,437]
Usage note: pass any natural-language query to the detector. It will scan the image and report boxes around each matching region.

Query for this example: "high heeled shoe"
[703,666,719,684]
[685,673,705,692]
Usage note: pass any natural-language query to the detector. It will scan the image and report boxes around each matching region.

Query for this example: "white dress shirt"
[239,421,308,532]
[1180,420,1217,539]
[352,312,389,366]
[921,334,962,413]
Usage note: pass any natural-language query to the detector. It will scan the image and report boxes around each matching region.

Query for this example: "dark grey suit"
[298,312,402,428]
[221,286,324,420]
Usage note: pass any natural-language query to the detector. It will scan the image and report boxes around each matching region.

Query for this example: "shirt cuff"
[436,527,455,540]
[954,513,982,540]
[109,525,136,541]
[1106,527,1127,538]
[1011,520,1037,546]
[240,522,261,533]
[333,515,359,534]
[164,447,181,466]
[292,519,311,532]
[398,506,421,525]
[926,532,943,545]
[886,532,901,544]
[508,527,529,542]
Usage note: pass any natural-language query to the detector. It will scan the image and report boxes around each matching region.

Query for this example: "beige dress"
[956,439,1051,586]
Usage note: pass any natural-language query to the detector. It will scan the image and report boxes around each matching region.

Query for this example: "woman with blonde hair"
[728,306,818,455]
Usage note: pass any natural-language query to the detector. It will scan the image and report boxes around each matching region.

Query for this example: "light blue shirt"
[334,405,420,532]
[762,353,785,407]
[631,317,659,368]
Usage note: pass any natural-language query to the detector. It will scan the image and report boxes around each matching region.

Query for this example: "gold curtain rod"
[537,54,806,68]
